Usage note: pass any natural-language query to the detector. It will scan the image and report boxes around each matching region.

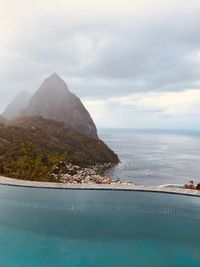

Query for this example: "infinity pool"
[0,184,199,267]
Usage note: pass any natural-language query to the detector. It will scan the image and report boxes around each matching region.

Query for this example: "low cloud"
[83,90,200,129]
[85,89,200,116]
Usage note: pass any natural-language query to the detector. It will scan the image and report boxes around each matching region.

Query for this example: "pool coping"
[0,176,200,197]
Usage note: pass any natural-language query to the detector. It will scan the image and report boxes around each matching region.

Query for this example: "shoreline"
[0,175,200,197]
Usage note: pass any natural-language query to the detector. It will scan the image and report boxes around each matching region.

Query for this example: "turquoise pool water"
[0,185,199,267]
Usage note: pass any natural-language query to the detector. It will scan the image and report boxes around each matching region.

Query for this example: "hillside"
[0,116,119,182]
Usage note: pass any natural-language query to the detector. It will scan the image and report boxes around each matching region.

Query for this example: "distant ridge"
[23,73,98,139]
[2,91,31,119]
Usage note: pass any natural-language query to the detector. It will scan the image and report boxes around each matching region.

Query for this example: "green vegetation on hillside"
[0,117,119,182]
[0,140,64,182]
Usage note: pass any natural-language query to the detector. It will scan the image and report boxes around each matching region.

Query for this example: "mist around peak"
[2,91,32,119]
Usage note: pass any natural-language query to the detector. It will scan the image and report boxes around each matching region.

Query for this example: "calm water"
[99,129,200,185]
[0,185,199,266]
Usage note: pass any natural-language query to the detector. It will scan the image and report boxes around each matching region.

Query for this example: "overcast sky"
[1,0,200,130]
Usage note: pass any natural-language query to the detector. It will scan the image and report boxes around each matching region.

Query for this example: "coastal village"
[51,161,131,185]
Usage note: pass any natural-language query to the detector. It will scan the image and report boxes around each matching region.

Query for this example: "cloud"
[0,0,200,129]
[85,89,200,116]
[83,89,200,128]
[112,90,200,115]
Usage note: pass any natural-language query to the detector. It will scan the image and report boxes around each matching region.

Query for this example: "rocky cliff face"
[23,73,98,139]
[2,91,31,119]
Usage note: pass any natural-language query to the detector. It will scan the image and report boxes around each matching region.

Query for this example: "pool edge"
[0,176,199,197]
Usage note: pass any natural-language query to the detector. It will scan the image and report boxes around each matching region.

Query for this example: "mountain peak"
[46,73,63,83]
[38,73,70,95]
[23,74,98,139]
[48,73,61,79]
[2,91,31,119]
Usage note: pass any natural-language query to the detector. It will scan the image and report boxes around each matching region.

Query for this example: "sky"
[1,0,200,130]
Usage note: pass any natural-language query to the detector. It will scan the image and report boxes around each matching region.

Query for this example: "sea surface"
[99,128,200,185]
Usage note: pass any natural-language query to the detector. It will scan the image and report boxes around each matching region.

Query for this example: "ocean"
[99,128,200,185]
